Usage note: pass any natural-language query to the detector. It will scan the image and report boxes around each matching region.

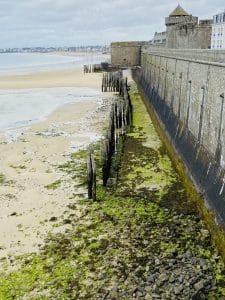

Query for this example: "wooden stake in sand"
[87,151,96,200]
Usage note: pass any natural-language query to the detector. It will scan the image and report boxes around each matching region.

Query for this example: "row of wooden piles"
[87,71,133,200]
[102,71,126,92]
[84,64,103,73]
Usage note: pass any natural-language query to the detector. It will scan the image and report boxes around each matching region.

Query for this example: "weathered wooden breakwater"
[101,72,132,186]
[87,151,96,201]
[132,48,225,250]
[102,71,124,92]
[83,62,110,73]
[87,71,132,197]
[84,64,103,73]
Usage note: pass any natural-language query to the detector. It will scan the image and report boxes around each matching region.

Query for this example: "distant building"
[111,5,214,68]
[152,31,167,45]
[211,11,225,49]
[165,5,212,49]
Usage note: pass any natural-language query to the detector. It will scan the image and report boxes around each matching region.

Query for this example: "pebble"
[158,274,168,282]
[147,274,156,283]
[136,291,143,297]
[194,280,204,291]
[145,294,153,300]
[174,286,183,295]
[151,293,161,299]
[145,286,152,293]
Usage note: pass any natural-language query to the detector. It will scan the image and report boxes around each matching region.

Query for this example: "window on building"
[223,13,225,22]
[216,15,219,23]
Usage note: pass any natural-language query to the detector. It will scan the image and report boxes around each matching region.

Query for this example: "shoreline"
[0,66,113,260]
[0,86,102,138]
[0,97,110,259]
[0,52,110,77]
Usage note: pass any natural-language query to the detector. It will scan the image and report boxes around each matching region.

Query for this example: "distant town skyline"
[1,0,225,48]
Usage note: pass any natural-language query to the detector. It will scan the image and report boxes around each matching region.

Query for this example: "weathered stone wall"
[111,42,146,68]
[137,48,225,223]
[142,46,225,63]
[166,23,212,49]
[165,14,212,49]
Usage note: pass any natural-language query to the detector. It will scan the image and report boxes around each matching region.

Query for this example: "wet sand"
[0,67,103,89]
[0,67,112,259]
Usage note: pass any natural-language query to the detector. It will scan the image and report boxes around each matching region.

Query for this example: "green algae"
[45,179,61,190]
[10,164,26,170]
[1,83,225,299]
[136,81,225,262]
[0,173,5,184]
[117,85,176,203]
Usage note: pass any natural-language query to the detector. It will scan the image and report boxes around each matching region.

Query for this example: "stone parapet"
[165,16,198,26]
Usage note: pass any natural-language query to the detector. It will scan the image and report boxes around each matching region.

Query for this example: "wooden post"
[100,71,133,186]
[87,152,96,200]
[91,154,96,201]
[87,153,93,199]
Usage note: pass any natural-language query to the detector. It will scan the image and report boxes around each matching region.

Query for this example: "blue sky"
[1,0,225,47]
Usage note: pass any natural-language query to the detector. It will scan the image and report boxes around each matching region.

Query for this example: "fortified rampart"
[166,17,212,49]
[165,5,212,49]
[142,46,225,63]
[111,41,146,68]
[135,47,225,223]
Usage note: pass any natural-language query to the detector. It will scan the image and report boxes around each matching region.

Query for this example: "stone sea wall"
[111,41,146,68]
[142,46,225,63]
[135,48,225,224]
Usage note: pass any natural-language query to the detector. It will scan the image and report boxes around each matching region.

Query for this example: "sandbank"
[0,68,113,260]
[0,66,103,89]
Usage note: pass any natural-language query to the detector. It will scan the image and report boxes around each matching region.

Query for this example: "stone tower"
[165,5,212,49]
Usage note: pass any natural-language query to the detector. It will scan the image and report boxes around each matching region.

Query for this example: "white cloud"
[0,0,224,47]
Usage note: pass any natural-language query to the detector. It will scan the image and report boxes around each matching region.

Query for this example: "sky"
[1,0,225,48]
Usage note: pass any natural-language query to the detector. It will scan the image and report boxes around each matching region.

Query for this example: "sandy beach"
[0,66,112,260]
[0,67,104,89]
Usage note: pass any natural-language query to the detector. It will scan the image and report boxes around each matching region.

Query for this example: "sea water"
[0,53,107,138]
[0,52,107,73]
[0,87,101,130]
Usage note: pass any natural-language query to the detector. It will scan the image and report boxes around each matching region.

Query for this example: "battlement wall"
[165,14,212,49]
[111,41,146,68]
[165,16,198,26]
[136,48,225,223]
[142,46,225,63]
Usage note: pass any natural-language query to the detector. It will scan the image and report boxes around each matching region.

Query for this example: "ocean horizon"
[0,52,108,74]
